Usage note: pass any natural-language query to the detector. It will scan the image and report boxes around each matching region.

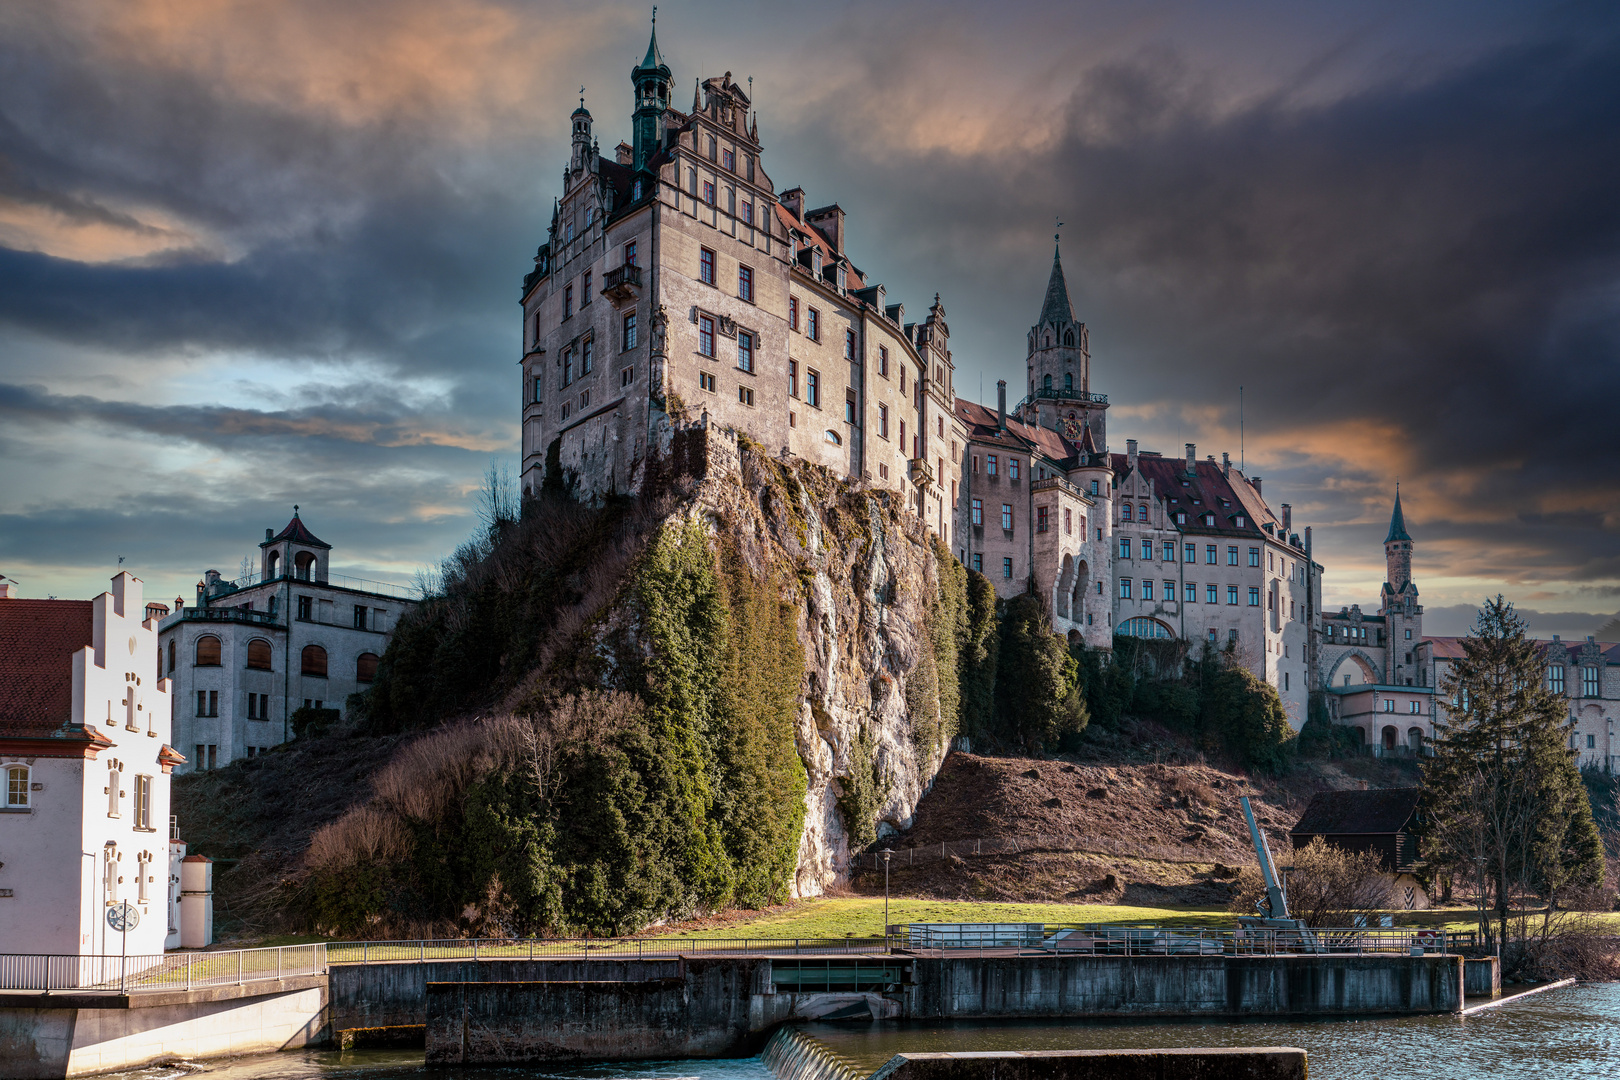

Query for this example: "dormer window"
[1235,515,1246,528]
[1176,512,1186,525]
[811,249,822,275]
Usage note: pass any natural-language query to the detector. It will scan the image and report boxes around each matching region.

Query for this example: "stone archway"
[1071,559,1090,625]
[1328,651,1380,688]
[1055,554,1075,620]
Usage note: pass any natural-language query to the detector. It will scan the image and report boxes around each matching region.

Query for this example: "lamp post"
[880,849,894,947]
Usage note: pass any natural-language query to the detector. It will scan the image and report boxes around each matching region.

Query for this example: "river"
[103,982,1620,1080]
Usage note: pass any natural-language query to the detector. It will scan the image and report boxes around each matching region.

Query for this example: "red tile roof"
[266,513,329,549]
[773,202,868,291]
[0,599,93,736]
[953,399,1077,462]
[1116,453,1285,539]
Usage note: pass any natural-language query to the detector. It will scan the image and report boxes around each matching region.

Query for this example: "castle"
[519,22,1620,741]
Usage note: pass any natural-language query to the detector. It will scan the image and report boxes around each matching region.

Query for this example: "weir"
[762,1026,862,1080]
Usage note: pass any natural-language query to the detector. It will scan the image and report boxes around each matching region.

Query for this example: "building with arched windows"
[157,511,416,773]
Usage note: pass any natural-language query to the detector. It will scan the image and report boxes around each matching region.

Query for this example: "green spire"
[637,8,668,76]
[1385,485,1412,544]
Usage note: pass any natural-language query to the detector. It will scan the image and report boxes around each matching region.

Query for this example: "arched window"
[1044,334,1051,347]
[301,644,328,677]
[195,636,221,666]
[1065,373,1074,391]
[1043,374,1052,391]
[6,765,29,808]
[294,552,315,581]
[1064,329,1075,347]
[166,639,176,673]
[1118,617,1173,639]
[356,653,380,684]
[266,550,280,579]
[246,639,273,671]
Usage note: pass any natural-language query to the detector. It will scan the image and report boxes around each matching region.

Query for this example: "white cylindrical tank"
[180,854,213,949]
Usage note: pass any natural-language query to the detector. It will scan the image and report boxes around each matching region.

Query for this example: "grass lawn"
[648,897,1234,939]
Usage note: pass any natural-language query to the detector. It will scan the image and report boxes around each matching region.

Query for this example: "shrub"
[996,593,1088,751]
[1227,836,1395,927]
[290,706,339,740]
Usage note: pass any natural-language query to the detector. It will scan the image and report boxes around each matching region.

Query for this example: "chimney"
[780,187,805,219]
[1253,476,1263,495]
[996,380,1007,432]
[1185,443,1196,474]
[1358,780,1369,791]
[1281,503,1292,532]
[1127,439,1138,470]
[265,528,273,541]
[1221,452,1230,477]
[0,579,13,600]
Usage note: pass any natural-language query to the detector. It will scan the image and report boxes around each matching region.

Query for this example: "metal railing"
[889,923,1472,957]
[1021,388,1109,406]
[325,937,891,964]
[0,944,326,994]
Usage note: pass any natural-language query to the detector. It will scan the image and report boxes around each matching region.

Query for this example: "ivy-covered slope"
[277,426,973,936]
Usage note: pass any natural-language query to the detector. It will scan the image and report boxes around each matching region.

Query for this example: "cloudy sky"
[2,0,1617,637]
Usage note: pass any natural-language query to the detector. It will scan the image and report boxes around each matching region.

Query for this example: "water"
[102,982,1620,1080]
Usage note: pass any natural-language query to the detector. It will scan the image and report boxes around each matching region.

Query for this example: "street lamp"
[880,849,894,946]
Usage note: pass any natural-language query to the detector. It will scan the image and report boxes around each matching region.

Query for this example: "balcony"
[909,458,934,488]
[171,606,281,628]
[1022,388,1108,406]
[1031,475,1081,498]
[601,264,642,305]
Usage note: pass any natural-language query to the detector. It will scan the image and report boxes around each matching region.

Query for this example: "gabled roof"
[1385,487,1412,543]
[0,599,93,737]
[773,202,867,291]
[1113,454,1284,539]
[954,398,1076,464]
[263,512,330,550]
[1291,788,1421,837]
[1037,242,1075,326]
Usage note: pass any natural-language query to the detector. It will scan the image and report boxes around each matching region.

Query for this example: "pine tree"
[1423,597,1604,949]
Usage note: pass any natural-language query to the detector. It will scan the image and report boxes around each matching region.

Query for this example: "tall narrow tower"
[631,15,673,172]
[1021,240,1105,445]
[1384,485,1413,592]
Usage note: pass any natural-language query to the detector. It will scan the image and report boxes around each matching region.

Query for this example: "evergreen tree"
[957,570,999,739]
[1423,597,1605,949]
[995,593,1088,751]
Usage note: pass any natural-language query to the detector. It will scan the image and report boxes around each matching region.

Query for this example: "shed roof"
[1291,788,1421,837]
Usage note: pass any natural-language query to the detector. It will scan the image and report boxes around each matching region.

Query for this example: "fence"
[0,944,326,994]
[887,924,1476,957]
[324,937,892,964]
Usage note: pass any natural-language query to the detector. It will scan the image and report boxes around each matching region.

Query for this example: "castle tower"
[630,15,672,172]
[570,97,594,174]
[1384,486,1413,592]
[1022,240,1105,446]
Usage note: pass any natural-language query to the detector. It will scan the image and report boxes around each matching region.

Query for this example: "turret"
[1022,238,1105,443]
[570,98,593,174]
[630,14,673,172]
[1384,486,1414,592]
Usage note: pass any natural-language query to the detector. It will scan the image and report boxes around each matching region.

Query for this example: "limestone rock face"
[688,426,951,897]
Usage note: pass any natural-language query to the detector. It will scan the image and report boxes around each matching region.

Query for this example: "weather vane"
[580,85,586,109]
[1055,215,1063,243]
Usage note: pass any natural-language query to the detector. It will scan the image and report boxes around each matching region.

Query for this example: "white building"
[0,572,185,957]
[158,511,416,772]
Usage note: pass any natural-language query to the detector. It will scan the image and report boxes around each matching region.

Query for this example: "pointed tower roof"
[635,11,670,76]
[1384,486,1412,544]
[262,509,330,549]
[1038,242,1074,326]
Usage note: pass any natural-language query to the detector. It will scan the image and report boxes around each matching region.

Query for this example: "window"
[1384,699,1396,713]
[356,653,380,684]
[353,604,368,629]
[742,201,754,225]
[740,385,755,406]
[1409,701,1422,715]
[1583,666,1600,697]
[1163,541,1176,561]
[246,639,272,670]
[582,269,592,305]
[301,644,327,678]
[703,180,715,205]
[699,247,716,285]
[1248,547,1260,567]
[1141,539,1153,560]
[1119,617,1171,639]
[1139,505,1148,520]
[987,455,998,476]
[579,389,589,409]
[195,635,221,666]
[1588,733,1598,749]
[563,349,574,386]
[1186,582,1198,602]
[623,312,637,350]
[844,396,855,422]
[167,639,176,672]
[843,329,856,360]
[1164,579,1176,600]
[971,499,983,525]
[879,404,889,438]
[739,264,754,302]
[1120,578,1133,599]
[789,360,799,397]
[1122,503,1133,521]
[1227,546,1239,566]
[1183,543,1195,563]
[625,240,638,267]
[1065,373,1073,391]
[1090,480,1100,495]
[789,296,799,331]
[738,330,754,372]
[1228,585,1239,605]
[808,307,820,341]
[707,135,717,161]
[107,761,123,816]
[1037,506,1049,532]
[1405,628,1412,640]
[534,376,544,402]
[699,314,716,356]
[972,553,983,572]
[1044,374,1052,391]
[879,346,889,377]
[1207,583,1219,604]
[1002,557,1013,580]
[1268,551,1275,571]
[1206,544,1218,564]
[1117,535,1131,559]
[621,365,634,388]
[807,369,820,407]
[6,765,28,808]
[1142,580,1154,601]
[134,775,152,830]
[1001,504,1013,531]
[1248,587,1261,606]
[1010,459,1020,480]
[1549,665,1565,694]
[563,284,573,319]
[699,371,717,392]
[1236,515,1245,527]
[722,147,735,171]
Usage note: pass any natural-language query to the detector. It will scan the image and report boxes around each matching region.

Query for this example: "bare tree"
[1228,837,1395,930]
